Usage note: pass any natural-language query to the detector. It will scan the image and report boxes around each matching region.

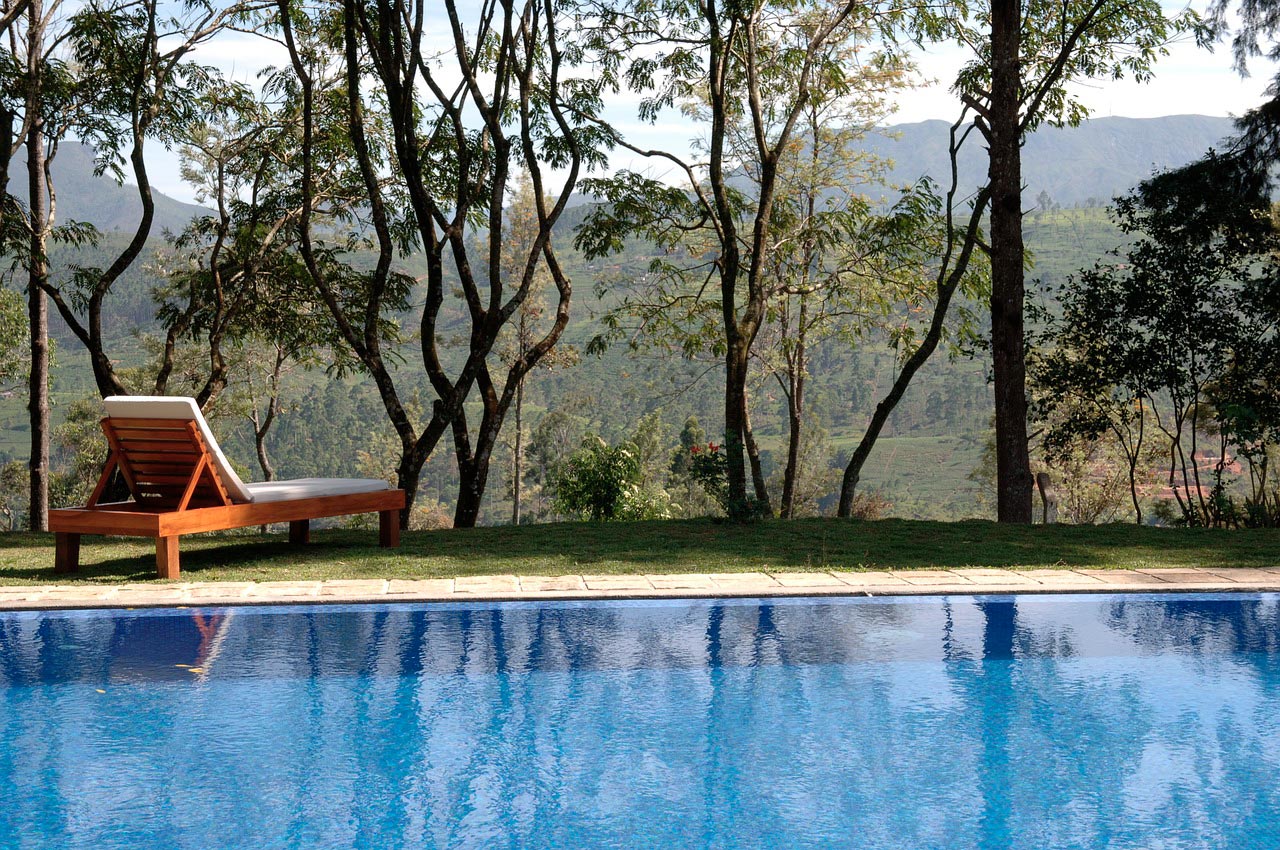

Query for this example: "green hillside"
[0,204,1129,524]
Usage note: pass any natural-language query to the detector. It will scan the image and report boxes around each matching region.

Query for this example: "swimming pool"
[1,593,1277,848]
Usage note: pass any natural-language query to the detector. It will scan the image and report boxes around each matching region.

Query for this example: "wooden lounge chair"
[49,396,406,579]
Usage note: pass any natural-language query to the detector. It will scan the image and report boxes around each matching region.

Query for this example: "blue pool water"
[2,593,1279,848]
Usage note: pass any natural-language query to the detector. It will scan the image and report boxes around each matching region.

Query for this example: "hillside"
[6,141,207,234]
[0,115,1217,524]
[853,114,1234,207]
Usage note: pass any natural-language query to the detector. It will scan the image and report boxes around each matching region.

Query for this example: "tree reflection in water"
[0,594,1278,848]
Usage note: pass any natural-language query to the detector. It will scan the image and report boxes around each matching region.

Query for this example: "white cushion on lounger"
[103,396,392,507]
[245,478,391,503]
[103,395,255,504]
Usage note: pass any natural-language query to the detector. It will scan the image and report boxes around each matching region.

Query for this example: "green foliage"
[49,397,108,508]
[552,434,670,521]
[953,0,1205,132]
[0,288,24,389]
[686,441,729,514]
[0,460,27,532]
[1035,154,1280,527]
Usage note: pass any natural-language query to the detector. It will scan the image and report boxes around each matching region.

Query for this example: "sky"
[151,18,1279,205]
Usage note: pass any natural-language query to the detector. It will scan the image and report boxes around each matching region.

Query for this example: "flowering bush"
[552,435,671,521]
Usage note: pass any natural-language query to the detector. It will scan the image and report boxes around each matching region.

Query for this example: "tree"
[525,406,589,519]
[1,0,95,530]
[278,0,603,527]
[551,431,669,521]
[835,115,991,516]
[493,171,576,525]
[577,0,924,519]
[1035,155,1280,526]
[952,0,1200,522]
[759,172,947,518]
[151,81,333,410]
[38,0,250,401]
[742,55,942,519]
[0,460,27,531]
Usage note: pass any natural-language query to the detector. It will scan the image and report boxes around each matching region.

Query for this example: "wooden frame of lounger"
[49,416,406,579]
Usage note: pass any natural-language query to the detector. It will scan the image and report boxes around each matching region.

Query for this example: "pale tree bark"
[511,376,523,525]
[779,295,807,519]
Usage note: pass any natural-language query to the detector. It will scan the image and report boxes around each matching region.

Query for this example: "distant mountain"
[857,114,1236,207]
[8,141,207,234]
[13,116,1237,236]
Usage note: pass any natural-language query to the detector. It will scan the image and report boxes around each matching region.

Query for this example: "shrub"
[687,442,728,512]
[552,435,670,521]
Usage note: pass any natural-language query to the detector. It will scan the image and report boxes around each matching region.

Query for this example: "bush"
[687,442,728,511]
[553,435,670,521]
[845,491,891,520]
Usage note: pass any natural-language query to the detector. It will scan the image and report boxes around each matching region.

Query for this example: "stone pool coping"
[1,566,1279,610]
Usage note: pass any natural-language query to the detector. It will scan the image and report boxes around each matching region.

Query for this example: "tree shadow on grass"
[2,518,1277,584]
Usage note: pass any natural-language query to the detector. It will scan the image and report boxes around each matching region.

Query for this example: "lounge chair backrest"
[102,396,255,504]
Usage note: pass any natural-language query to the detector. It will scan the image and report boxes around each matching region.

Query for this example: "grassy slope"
[1,518,1277,584]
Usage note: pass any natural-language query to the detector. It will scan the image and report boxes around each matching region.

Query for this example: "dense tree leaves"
[1035,154,1280,526]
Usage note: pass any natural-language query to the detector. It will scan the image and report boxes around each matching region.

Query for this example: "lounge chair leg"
[289,519,310,545]
[156,536,181,580]
[54,533,81,574]
[379,509,400,548]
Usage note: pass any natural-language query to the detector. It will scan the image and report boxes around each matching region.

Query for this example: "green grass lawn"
[1,518,1277,584]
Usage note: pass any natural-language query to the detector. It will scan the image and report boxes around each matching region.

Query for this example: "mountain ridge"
[7,141,208,234]
[857,114,1235,206]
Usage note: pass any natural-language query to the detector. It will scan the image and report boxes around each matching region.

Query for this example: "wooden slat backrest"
[92,417,233,511]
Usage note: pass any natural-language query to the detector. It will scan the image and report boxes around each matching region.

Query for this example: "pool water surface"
[1,593,1278,848]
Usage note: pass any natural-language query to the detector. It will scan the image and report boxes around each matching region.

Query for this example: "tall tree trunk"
[780,298,807,520]
[453,406,500,528]
[0,107,12,226]
[512,377,523,525]
[742,388,771,514]
[988,0,1033,523]
[25,0,49,531]
[723,336,751,516]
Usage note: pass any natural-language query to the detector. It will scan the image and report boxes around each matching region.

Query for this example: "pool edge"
[3,569,1280,611]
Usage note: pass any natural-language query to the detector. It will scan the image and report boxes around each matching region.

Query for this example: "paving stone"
[830,571,908,586]
[185,583,254,599]
[319,580,388,596]
[1013,570,1107,585]
[582,575,654,591]
[519,575,586,592]
[117,587,187,602]
[248,582,322,598]
[41,587,117,600]
[1135,569,1235,584]
[112,592,190,606]
[646,574,717,590]
[454,575,521,593]
[385,579,454,596]
[1200,568,1280,583]
[0,586,46,597]
[769,572,847,588]
[1075,570,1170,585]
[0,592,46,603]
[708,572,781,588]
[117,583,189,592]
[9,563,1280,612]
[951,569,1040,585]
[891,570,968,586]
